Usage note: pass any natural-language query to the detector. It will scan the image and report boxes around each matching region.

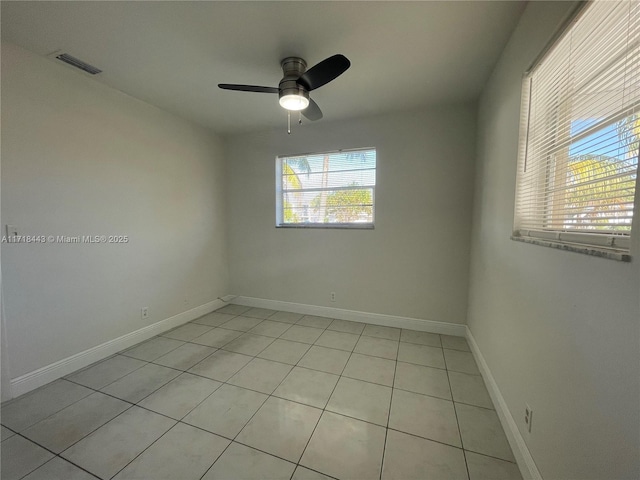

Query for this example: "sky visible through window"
[569,120,632,159]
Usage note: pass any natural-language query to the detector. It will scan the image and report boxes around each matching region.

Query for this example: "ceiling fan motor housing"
[279,57,309,106]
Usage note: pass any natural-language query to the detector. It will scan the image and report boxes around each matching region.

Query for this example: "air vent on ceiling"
[55,53,102,75]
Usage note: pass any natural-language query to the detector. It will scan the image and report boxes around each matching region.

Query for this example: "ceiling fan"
[218,54,351,127]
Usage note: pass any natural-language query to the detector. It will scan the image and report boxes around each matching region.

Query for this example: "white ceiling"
[2,1,526,134]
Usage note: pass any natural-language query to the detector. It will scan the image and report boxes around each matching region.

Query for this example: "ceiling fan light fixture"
[279,93,309,111]
[218,54,350,124]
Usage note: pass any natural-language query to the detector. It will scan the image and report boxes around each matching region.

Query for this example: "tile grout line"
[380,334,401,480]
[107,418,182,480]
[13,451,100,480]
[199,310,336,478]
[196,439,234,480]
[120,344,487,409]
[292,319,369,478]
[443,351,472,480]
[62,360,514,477]
[18,387,153,472]
[57,401,136,455]
[8,348,475,448]
[285,317,360,476]
[8,309,505,480]
[48,456,102,479]
[3,310,315,479]
[29,370,214,480]
[120,334,189,362]
[91,307,272,480]
[188,342,300,479]
[68,354,155,393]
[10,413,130,480]
[2,380,97,434]
[8,326,395,437]
[197,314,327,480]
[186,331,478,454]
[87,362,183,409]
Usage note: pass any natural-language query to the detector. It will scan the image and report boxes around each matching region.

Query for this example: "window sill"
[510,235,631,262]
[276,223,374,230]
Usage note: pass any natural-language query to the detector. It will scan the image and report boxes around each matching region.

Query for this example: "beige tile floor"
[1,306,522,480]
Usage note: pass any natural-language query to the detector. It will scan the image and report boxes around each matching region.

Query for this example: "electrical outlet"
[141,307,149,320]
[330,292,336,302]
[525,404,533,433]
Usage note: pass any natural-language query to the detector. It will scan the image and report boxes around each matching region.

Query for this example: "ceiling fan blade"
[297,54,350,91]
[302,98,323,121]
[218,84,279,94]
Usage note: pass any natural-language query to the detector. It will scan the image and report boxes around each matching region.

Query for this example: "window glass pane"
[561,114,638,231]
[278,148,376,226]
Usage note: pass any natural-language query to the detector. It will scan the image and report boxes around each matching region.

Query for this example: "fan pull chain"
[299,111,302,125]
[287,110,291,135]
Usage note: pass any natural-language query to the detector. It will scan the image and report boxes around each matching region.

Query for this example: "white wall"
[225,106,476,324]
[1,44,230,384]
[467,3,640,479]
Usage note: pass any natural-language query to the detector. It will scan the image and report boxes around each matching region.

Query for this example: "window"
[514,0,639,259]
[276,147,376,228]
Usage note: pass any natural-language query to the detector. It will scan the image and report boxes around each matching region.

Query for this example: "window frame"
[275,147,377,229]
[512,0,639,261]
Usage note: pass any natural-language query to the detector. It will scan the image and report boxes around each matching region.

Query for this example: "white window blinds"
[514,0,639,253]
[276,148,376,227]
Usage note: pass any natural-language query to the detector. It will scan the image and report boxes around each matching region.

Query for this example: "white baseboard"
[9,298,226,399]
[466,327,541,480]
[232,296,466,336]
